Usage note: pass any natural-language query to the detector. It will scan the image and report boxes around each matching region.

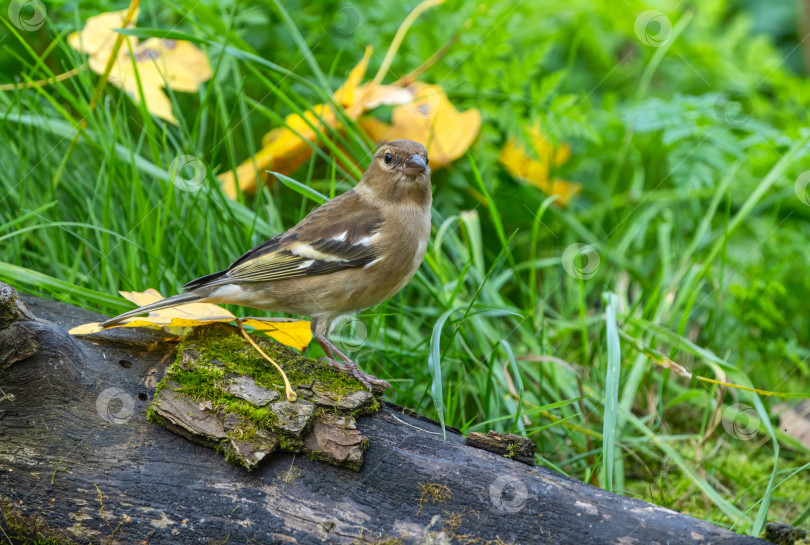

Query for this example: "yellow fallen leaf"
[128,38,212,93]
[241,319,312,352]
[352,83,414,113]
[68,10,212,124]
[334,46,374,110]
[220,48,375,198]
[219,46,414,199]
[67,8,140,57]
[67,322,110,335]
[220,131,315,200]
[498,124,581,205]
[68,289,312,351]
[218,0,449,198]
[118,288,236,325]
[219,105,335,198]
[360,82,481,169]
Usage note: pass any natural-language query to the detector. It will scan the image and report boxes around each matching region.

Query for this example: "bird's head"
[359,140,432,208]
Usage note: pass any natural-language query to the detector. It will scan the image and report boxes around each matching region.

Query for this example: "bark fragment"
[466,430,536,466]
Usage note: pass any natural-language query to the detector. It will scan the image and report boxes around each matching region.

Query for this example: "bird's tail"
[100,293,203,328]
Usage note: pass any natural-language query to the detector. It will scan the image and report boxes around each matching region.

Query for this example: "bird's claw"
[320,356,348,371]
[319,357,391,395]
[353,371,391,396]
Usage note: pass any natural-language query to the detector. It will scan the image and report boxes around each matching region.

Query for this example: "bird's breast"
[363,205,431,297]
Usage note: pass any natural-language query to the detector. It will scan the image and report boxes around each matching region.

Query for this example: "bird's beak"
[402,154,427,177]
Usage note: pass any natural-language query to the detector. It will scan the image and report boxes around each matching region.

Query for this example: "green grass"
[2,0,810,537]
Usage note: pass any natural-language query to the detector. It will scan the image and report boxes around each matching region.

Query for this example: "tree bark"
[0,283,769,544]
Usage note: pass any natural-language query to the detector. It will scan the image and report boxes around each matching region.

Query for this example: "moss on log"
[149,323,380,470]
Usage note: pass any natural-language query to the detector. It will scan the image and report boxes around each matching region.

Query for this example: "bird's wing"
[183,190,383,290]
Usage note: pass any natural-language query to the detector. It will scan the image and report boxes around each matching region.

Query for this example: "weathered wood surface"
[0,285,769,544]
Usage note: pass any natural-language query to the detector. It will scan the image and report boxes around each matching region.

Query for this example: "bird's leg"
[314,334,347,370]
[316,332,391,394]
[311,322,347,371]
[311,318,391,394]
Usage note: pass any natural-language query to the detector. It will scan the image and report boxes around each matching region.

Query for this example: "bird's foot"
[320,356,349,372]
[319,357,391,395]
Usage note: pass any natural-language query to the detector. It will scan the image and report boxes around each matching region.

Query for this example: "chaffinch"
[102,139,432,393]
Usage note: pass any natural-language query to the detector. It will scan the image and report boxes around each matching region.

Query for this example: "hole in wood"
[119,359,133,368]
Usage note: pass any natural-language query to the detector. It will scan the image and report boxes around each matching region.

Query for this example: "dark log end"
[0,282,36,329]
[0,282,39,369]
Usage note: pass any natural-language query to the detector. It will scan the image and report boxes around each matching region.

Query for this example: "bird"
[101,139,432,394]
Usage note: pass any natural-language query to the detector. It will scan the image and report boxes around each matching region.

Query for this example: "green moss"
[358,396,380,417]
[277,433,303,451]
[174,324,367,400]
[227,420,260,443]
[150,323,380,470]
[0,307,14,330]
[145,406,160,424]
[623,436,810,530]
[224,399,276,426]
[162,324,370,431]
[765,524,810,545]
[170,368,225,399]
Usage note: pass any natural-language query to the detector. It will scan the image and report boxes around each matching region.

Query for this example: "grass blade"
[271,171,329,204]
[601,292,621,492]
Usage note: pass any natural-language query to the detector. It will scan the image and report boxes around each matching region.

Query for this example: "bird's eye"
[384,152,393,165]
[425,155,429,165]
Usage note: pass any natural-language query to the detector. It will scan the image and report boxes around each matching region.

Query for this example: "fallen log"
[0,282,769,544]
